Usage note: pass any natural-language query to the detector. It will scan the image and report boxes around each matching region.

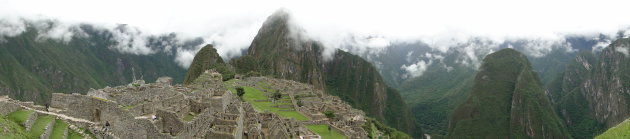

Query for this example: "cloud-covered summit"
[2,0,630,69]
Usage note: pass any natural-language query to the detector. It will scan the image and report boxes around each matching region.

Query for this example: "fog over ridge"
[2,0,630,70]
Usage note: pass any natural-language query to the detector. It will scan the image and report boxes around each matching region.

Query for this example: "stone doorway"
[94,109,101,122]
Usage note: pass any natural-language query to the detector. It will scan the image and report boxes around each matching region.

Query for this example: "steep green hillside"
[547,51,606,139]
[0,23,190,104]
[183,44,233,84]
[448,48,570,138]
[396,50,475,135]
[230,10,420,137]
[549,38,630,139]
[231,10,326,89]
[583,38,630,126]
[0,116,29,138]
[324,50,416,135]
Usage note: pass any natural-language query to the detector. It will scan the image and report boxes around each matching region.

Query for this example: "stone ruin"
[0,70,374,139]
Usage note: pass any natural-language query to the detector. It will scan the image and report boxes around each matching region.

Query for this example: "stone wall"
[113,86,178,106]
[24,112,38,130]
[190,100,211,114]
[0,100,20,115]
[51,93,170,139]
[205,130,234,139]
[127,94,189,117]
[156,109,184,136]
[178,108,215,138]
[87,88,113,101]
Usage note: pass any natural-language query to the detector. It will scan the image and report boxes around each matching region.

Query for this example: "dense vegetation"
[324,50,417,136]
[361,117,413,139]
[183,44,234,84]
[448,49,570,138]
[0,22,192,104]
[546,51,607,138]
[362,36,601,136]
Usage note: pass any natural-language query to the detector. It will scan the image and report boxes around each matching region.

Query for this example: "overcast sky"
[2,0,630,68]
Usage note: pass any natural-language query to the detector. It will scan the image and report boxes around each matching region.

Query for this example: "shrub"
[236,87,245,97]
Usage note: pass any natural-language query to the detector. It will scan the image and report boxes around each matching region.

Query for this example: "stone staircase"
[24,111,38,131]
[90,126,121,139]
[40,120,55,139]
[68,124,94,139]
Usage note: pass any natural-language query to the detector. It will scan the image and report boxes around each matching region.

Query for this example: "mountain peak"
[448,48,570,138]
[259,8,293,33]
[183,44,232,84]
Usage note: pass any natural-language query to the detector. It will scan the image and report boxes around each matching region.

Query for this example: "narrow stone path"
[19,105,95,125]
[17,104,120,139]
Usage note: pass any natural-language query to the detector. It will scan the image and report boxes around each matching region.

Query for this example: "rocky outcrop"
[550,38,630,138]
[584,38,630,126]
[548,50,605,138]
[234,10,326,90]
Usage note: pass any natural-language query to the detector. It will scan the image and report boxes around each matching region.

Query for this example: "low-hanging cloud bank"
[2,0,630,68]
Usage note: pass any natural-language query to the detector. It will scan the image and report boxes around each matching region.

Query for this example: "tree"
[324,111,336,120]
[271,91,282,102]
[236,87,245,98]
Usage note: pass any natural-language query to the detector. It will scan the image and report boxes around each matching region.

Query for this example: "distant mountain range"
[0,21,200,104]
[358,32,629,138]
[2,10,630,139]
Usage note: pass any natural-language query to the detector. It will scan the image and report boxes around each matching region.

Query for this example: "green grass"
[29,115,54,137]
[7,109,33,126]
[183,113,196,121]
[50,119,69,139]
[596,119,630,139]
[0,116,30,138]
[67,130,83,139]
[229,83,309,121]
[370,123,378,139]
[306,124,345,139]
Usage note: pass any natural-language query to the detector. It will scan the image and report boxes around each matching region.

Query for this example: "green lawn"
[0,116,30,138]
[29,115,54,137]
[7,109,33,126]
[50,119,69,139]
[67,130,83,139]
[228,83,309,121]
[596,119,630,139]
[306,124,345,139]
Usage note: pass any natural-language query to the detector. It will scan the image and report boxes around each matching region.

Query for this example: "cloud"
[3,0,630,69]
[401,60,432,79]
[107,25,154,55]
[0,17,26,42]
[32,20,88,44]
[174,45,203,68]
[616,46,629,57]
